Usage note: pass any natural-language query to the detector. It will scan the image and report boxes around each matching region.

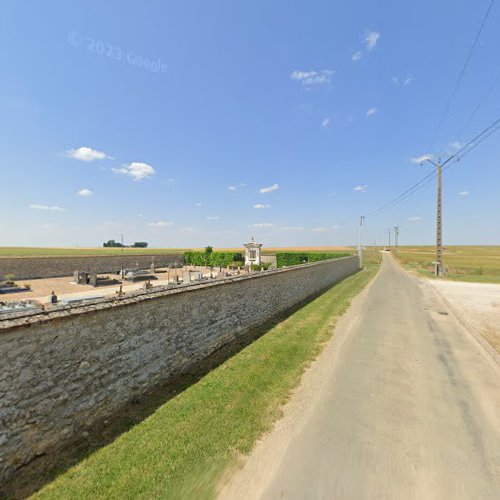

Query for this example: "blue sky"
[1,0,499,247]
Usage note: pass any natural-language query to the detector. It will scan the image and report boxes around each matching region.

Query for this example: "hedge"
[276,252,351,268]
[183,251,244,267]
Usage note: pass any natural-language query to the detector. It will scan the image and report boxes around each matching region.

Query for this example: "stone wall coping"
[0,256,357,333]
[0,253,183,260]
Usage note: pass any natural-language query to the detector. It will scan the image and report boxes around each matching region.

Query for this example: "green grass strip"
[35,264,379,499]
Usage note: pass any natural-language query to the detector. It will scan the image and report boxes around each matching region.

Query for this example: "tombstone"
[191,271,202,282]
[50,291,58,304]
[261,266,265,272]
[150,256,156,274]
[182,272,191,284]
[73,270,89,285]
[89,273,98,287]
[218,270,227,279]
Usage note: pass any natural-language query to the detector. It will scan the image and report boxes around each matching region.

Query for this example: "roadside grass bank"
[33,263,379,499]
[394,246,500,284]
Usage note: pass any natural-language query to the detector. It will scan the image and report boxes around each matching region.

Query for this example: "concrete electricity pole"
[425,159,443,276]
[436,162,443,275]
[358,215,364,269]
[393,226,400,254]
[388,228,391,250]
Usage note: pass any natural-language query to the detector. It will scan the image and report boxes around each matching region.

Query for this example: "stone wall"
[0,254,184,280]
[0,256,359,485]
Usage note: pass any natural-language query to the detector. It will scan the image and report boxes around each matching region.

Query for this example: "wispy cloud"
[290,69,334,87]
[280,226,305,232]
[77,188,93,197]
[459,190,469,196]
[392,75,414,86]
[206,216,220,220]
[195,202,203,206]
[366,107,377,117]
[147,221,173,227]
[228,186,237,191]
[352,51,363,62]
[322,117,331,128]
[260,183,280,194]
[449,141,463,150]
[354,185,368,193]
[365,31,381,50]
[408,216,422,221]
[311,226,331,233]
[410,154,434,164]
[29,204,66,212]
[254,203,271,209]
[112,162,155,181]
[67,146,110,161]
[250,222,274,228]
[180,226,194,232]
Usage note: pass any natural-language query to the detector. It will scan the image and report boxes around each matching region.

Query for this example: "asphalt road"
[227,254,500,499]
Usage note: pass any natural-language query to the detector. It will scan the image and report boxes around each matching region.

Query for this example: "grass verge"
[34,264,379,499]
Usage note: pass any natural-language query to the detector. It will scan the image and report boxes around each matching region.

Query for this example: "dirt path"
[219,254,500,499]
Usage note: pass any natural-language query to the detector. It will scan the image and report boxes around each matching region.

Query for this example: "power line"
[456,64,500,138]
[428,0,496,152]
[364,114,500,219]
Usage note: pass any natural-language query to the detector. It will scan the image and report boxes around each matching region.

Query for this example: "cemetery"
[0,239,359,491]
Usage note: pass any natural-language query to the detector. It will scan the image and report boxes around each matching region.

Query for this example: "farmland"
[0,246,353,258]
[394,246,500,284]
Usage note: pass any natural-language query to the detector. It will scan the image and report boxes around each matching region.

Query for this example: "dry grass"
[395,246,500,284]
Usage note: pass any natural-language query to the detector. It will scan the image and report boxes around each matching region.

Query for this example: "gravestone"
[89,273,98,287]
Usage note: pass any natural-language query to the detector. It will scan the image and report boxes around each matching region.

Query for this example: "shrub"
[183,251,244,268]
[276,252,351,268]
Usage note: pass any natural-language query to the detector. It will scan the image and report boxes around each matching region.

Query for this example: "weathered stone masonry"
[0,254,184,280]
[0,256,359,485]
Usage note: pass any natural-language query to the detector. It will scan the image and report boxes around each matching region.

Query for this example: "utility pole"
[358,215,364,269]
[120,233,124,252]
[393,226,400,254]
[388,228,391,250]
[425,158,443,276]
[436,162,443,276]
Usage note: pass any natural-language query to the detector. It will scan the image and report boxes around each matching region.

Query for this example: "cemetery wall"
[0,256,359,485]
[0,254,184,280]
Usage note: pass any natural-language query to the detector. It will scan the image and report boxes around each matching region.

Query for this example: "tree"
[133,242,148,248]
[205,246,213,255]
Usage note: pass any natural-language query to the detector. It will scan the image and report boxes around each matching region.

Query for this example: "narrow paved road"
[225,254,500,499]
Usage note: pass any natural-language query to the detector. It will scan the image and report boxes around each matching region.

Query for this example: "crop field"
[395,246,500,284]
[0,246,353,258]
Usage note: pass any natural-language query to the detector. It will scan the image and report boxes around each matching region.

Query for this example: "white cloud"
[311,227,331,233]
[322,117,331,128]
[411,154,434,164]
[112,162,155,181]
[195,202,203,206]
[206,216,220,220]
[366,107,377,116]
[365,31,381,50]
[459,190,469,196]
[77,188,93,197]
[228,186,237,191]
[392,75,414,86]
[67,146,110,161]
[280,226,305,231]
[250,222,274,228]
[180,226,194,232]
[260,183,280,194]
[449,141,463,150]
[254,203,271,209]
[147,221,173,227]
[408,216,422,221]
[352,51,363,62]
[290,69,334,86]
[29,204,66,212]
[354,185,368,193]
